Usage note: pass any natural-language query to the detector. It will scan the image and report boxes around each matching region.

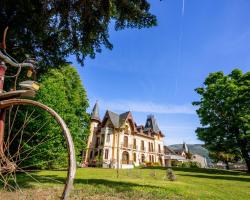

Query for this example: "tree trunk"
[225,160,229,170]
[241,148,250,173]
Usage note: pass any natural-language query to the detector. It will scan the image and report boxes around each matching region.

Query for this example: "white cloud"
[95,99,195,114]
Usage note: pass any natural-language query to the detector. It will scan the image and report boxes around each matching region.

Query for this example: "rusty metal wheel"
[0,99,76,200]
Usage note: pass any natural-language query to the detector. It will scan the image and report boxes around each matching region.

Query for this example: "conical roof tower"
[91,101,101,122]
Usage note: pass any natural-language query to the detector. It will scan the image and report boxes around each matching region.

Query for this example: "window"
[151,143,154,152]
[141,154,145,163]
[148,142,151,152]
[99,149,103,159]
[158,144,161,153]
[124,136,128,148]
[133,139,136,149]
[94,150,98,157]
[95,137,100,148]
[141,140,144,151]
[122,151,129,164]
[105,149,109,159]
[101,134,105,145]
[90,151,93,159]
[133,153,136,162]
[106,134,110,143]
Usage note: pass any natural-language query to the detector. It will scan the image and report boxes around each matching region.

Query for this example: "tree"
[193,69,250,172]
[0,0,157,71]
[35,65,90,163]
[209,151,241,170]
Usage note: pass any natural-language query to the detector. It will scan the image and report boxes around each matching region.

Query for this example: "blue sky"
[70,0,250,145]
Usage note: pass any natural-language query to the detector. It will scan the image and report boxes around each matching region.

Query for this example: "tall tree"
[0,0,157,71]
[35,65,90,163]
[193,69,250,172]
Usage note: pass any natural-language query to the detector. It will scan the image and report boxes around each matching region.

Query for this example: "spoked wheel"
[0,99,76,200]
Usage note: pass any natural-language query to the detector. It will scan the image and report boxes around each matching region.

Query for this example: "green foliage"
[185,151,192,159]
[35,65,90,163]
[193,69,250,172]
[145,161,161,167]
[209,151,241,169]
[179,161,200,168]
[0,0,157,71]
[171,160,182,167]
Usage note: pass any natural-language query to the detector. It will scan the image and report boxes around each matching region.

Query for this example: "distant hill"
[169,144,211,163]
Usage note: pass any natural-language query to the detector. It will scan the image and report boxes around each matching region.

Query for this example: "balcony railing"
[122,144,133,149]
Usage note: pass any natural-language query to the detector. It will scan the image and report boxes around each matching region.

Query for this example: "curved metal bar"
[0,99,76,200]
[0,51,34,68]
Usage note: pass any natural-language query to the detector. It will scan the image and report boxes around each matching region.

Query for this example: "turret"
[91,101,101,123]
[84,101,101,163]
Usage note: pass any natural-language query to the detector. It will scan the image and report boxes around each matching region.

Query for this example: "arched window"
[122,151,129,164]
[124,136,128,148]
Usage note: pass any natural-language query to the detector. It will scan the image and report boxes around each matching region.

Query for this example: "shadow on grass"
[172,167,250,176]
[2,172,166,194]
[74,178,166,193]
[179,173,250,182]
[0,171,66,190]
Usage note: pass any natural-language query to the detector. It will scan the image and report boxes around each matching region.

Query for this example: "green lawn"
[1,167,250,200]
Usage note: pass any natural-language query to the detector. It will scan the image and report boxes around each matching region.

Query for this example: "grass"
[0,167,250,200]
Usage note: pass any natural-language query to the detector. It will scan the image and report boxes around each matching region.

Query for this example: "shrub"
[181,161,201,168]
[167,169,176,181]
[153,162,160,166]
[190,161,201,168]
[171,160,182,167]
[145,162,153,167]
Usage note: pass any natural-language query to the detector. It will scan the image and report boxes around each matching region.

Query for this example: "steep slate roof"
[104,111,132,128]
[144,115,160,133]
[100,109,164,137]
[164,146,177,155]
[106,110,120,128]
[91,101,101,122]
[119,111,130,127]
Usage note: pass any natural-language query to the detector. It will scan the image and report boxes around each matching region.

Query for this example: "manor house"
[85,102,167,168]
